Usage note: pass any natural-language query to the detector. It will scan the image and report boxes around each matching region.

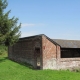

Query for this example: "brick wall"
[42,35,57,69]
[8,36,42,69]
[56,47,80,70]
[8,34,80,70]
[57,58,80,70]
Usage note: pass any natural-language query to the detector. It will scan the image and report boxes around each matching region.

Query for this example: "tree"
[0,0,21,46]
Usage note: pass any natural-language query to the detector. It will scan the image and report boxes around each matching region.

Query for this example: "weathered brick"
[8,34,80,70]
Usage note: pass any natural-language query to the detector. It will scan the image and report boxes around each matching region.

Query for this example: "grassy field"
[0,48,80,80]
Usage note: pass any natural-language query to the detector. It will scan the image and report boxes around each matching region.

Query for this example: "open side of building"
[8,34,80,70]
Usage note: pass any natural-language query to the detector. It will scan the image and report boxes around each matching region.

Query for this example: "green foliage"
[0,44,7,55]
[0,0,21,46]
[0,50,3,55]
[0,54,80,80]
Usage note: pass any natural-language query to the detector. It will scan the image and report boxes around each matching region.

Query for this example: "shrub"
[0,45,8,55]
[0,50,3,55]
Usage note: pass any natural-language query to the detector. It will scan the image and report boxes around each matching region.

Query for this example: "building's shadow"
[8,58,34,70]
[19,62,34,70]
[0,57,39,70]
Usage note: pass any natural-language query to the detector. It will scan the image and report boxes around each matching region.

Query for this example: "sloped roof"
[52,39,80,48]
[19,34,80,48]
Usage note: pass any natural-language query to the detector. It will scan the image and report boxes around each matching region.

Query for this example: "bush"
[0,50,3,55]
[0,45,7,55]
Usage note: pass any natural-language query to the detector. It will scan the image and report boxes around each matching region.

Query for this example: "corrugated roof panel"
[52,39,80,48]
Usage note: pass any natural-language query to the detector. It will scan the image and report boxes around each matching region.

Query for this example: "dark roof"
[19,34,43,41]
[19,34,59,45]
[52,39,80,48]
[19,34,80,48]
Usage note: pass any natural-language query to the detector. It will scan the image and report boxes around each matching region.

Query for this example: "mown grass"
[0,48,80,80]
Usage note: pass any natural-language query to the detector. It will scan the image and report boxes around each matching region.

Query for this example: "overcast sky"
[7,0,80,40]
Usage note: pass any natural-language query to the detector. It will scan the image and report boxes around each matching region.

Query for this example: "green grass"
[1,53,80,80]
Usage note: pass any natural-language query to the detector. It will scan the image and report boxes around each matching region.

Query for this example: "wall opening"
[35,47,41,69]
[61,48,80,58]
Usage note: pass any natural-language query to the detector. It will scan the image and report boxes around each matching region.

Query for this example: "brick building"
[8,34,80,70]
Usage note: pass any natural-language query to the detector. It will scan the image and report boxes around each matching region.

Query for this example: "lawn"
[0,52,80,80]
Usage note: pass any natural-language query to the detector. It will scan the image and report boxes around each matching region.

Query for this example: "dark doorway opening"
[35,47,41,69]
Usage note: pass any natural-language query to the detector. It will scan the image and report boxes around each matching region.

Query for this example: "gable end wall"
[42,35,58,69]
